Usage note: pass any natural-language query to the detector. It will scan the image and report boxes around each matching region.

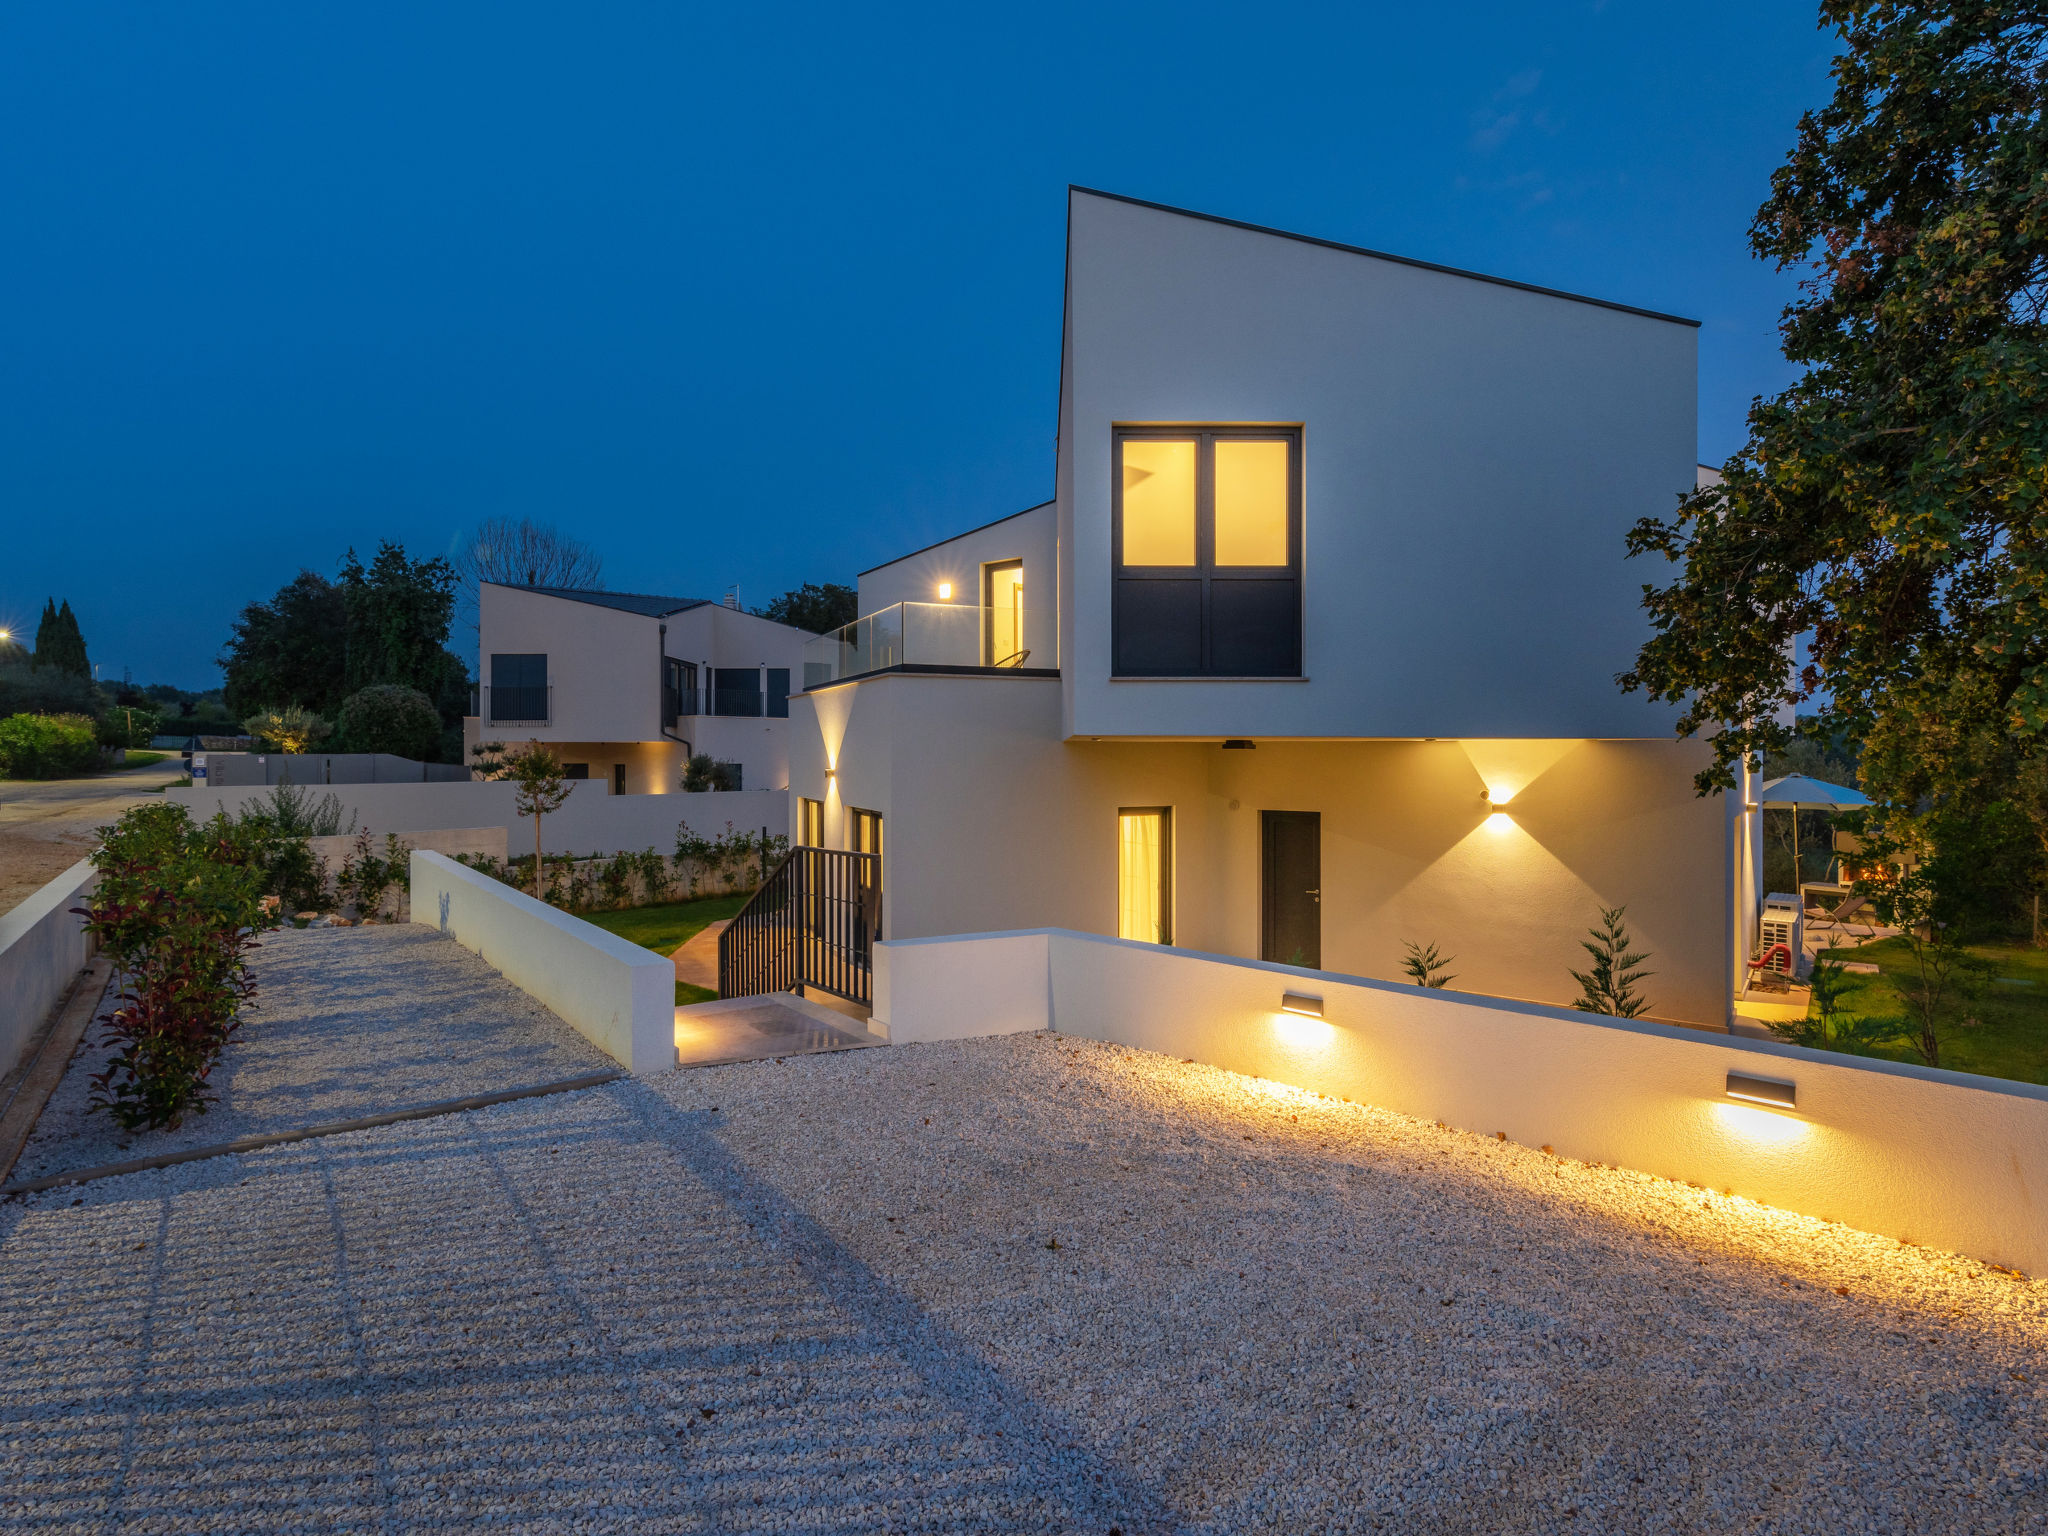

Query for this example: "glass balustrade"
[802,603,1042,689]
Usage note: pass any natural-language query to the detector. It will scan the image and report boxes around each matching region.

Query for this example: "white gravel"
[2,1031,2043,1533]
[13,924,612,1183]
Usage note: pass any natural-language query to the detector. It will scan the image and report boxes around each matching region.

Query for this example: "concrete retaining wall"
[197,752,470,787]
[305,828,508,921]
[874,928,2048,1275]
[167,780,787,857]
[409,851,674,1074]
[0,861,99,1088]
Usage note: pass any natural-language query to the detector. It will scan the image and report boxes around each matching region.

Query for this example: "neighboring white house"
[467,583,816,794]
[788,187,1739,1028]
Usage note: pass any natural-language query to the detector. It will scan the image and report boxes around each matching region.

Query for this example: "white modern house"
[781,187,1740,1028]
[467,583,815,794]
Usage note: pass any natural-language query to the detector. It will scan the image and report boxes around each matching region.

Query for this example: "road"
[0,756,190,915]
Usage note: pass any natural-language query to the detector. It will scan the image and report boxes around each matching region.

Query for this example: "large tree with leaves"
[1622,3,2048,817]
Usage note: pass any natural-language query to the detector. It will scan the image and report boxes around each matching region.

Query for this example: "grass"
[122,751,169,768]
[1815,936,2048,1085]
[574,894,748,1010]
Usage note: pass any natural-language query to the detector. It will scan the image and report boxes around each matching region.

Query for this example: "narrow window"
[1113,428,1301,677]
[798,797,824,846]
[1117,808,1173,945]
[612,763,627,795]
[767,668,791,718]
[983,560,1026,665]
[664,658,697,723]
[849,807,883,860]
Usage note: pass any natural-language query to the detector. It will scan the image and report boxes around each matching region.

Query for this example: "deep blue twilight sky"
[1,3,1837,689]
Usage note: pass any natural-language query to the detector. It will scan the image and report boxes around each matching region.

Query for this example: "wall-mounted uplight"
[937,582,953,601]
[1279,991,1323,1018]
[1726,1071,1796,1109]
[1481,789,1514,832]
[824,765,836,779]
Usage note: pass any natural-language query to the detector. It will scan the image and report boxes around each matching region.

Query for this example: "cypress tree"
[32,599,90,677]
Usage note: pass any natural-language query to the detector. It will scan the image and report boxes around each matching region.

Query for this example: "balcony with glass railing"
[802,603,1050,690]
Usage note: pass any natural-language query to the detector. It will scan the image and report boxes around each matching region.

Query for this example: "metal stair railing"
[717,847,882,1007]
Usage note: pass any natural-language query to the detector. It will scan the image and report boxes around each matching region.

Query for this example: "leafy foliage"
[336,684,441,759]
[231,782,353,910]
[1569,905,1654,1018]
[32,598,90,677]
[0,713,100,778]
[0,659,104,721]
[98,704,163,749]
[681,753,742,792]
[335,829,408,921]
[762,583,857,634]
[242,704,333,754]
[472,740,574,898]
[1620,4,2048,802]
[79,804,271,1130]
[219,570,349,720]
[1851,814,2003,1065]
[1400,940,1457,988]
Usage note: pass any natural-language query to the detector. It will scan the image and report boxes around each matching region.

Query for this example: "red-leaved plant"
[77,803,271,1130]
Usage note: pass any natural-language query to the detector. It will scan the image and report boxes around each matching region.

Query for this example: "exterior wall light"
[937,582,953,601]
[824,766,836,779]
[1726,1071,1796,1109]
[1279,991,1323,1018]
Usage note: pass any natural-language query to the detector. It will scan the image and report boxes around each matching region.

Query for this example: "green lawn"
[574,894,747,1009]
[1815,937,2048,1085]
[121,751,170,768]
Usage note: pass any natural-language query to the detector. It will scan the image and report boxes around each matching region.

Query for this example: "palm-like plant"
[1569,905,1653,1017]
[1401,940,1457,989]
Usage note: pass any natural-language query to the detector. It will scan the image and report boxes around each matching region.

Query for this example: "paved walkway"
[12,925,612,1185]
[2,1034,2042,1532]
[0,757,189,915]
[669,918,728,991]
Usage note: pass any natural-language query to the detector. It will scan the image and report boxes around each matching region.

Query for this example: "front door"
[1261,810,1320,968]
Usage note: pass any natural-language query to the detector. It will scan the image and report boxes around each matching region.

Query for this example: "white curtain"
[1119,811,1165,944]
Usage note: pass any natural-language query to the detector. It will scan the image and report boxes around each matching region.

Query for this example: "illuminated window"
[1117,808,1172,945]
[1119,439,1197,566]
[1213,439,1290,566]
[798,797,823,846]
[1114,428,1300,676]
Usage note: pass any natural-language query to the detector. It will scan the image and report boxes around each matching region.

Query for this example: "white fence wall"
[409,851,674,1074]
[166,781,787,857]
[874,928,2048,1275]
[0,861,98,1087]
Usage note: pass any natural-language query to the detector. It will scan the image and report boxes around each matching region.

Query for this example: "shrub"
[97,705,163,750]
[681,753,741,792]
[242,704,332,754]
[1400,941,1457,989]
[0,712,101,778]
[0,659,104,721]
[79,804,270,1130]
[336,684,441,760]
[336,829,408,920]
[233,782,354,911]
[1569,905,1653,1018]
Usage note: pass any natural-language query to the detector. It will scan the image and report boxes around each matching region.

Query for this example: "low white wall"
[0,861,98,1086]
[409,850,674,1074]
[167,781,787,857]
[875,928,2048,1275]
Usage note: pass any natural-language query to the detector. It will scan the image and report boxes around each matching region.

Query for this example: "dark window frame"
[1111,426,1303,677]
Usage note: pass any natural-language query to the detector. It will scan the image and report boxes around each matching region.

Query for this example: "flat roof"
[1072,186,1701,329]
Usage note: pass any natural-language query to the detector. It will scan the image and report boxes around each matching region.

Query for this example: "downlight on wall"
[1279,991,1323,1017]
[1726,1071,1796,1109]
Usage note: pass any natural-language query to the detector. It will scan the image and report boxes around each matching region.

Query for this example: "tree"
[454,516,604,629]
[472,741,573,899]
[1619,4,2048,808]
[0,660,103,721]
[336,684,442,759]
[32,599,90,677]
[243,705,333,754]
[681,753,740,792]
[762,583,856,634]
[1569,906,1653,1017]
[340,542,458,697]
[219,571,349,720]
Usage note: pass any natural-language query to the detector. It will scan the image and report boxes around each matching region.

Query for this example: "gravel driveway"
[12,925,613,1184]
[2,1032,2043,1533]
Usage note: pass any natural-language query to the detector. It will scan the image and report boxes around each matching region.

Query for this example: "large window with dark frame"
[1113,427,1301,677]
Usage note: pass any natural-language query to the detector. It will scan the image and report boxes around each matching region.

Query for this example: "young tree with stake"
[472,741,573,900]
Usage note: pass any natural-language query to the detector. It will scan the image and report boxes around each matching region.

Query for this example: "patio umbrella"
[1759,775,1871,893]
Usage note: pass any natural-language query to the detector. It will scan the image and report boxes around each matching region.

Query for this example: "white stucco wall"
[168,781,788,857]
[0,860,97,1090]
[856,501,1058,667]
[1057,189,1699,741]
[409,851,674,1074]
[874,928,2048,1276]
[793,674,1731,1026]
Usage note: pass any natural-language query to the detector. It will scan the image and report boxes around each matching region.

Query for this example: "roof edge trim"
[858,501,1056,578]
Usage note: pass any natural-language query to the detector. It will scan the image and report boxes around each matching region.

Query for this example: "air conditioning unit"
[1758,893,1803,975]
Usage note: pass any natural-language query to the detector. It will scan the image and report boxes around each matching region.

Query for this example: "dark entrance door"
[1261,811,1321,968]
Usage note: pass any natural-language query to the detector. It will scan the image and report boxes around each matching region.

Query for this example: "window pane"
[1118,809,1171,945]
[1213,439,1290,566]
[1120,439,1196,566]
